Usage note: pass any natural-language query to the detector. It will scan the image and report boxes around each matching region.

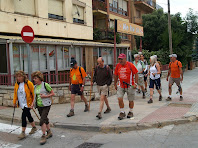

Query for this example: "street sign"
[21,26,34,43]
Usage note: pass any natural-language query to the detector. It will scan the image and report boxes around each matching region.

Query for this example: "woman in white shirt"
[146,56,162,103]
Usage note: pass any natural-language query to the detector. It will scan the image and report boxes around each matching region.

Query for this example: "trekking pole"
[88,68,94,111]
[11,106,15,126]
[29,103,40,120]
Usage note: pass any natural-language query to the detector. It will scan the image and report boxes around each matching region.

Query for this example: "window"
[63,47,70,68]
[40,46,47,71]
[98,48,113,66]
[48,45,56,70]
[97,19,106,29]
[31,45,39,72]
[14,0,35,15]
[13,45,20,73]
[48,0,64,20]
[73,5,84,24]
[110,0,127,16]
[110,20,114,29]
[70,47,82,66]
[0,44,7,73]
[57,46,63,69]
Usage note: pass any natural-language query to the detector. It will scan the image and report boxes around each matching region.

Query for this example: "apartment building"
[0,0,126,85]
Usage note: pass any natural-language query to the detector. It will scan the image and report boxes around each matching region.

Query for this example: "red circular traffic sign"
[21,26,34,43]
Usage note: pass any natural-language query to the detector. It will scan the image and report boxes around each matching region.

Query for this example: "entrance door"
[0,44,8,73]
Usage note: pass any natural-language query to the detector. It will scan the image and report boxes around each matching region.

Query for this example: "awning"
[0,35,129,48]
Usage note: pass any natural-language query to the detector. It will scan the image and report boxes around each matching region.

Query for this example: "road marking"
[0,123,42,138]
[0,140,21,148]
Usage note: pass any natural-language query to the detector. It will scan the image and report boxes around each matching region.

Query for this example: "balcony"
[92,0,107,15]
[134,0,156,13]
[109,3,128,16]
[134,17,142,25]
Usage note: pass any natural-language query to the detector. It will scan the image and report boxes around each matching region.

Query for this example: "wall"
[0,83,117,107]
[0,0,93,40]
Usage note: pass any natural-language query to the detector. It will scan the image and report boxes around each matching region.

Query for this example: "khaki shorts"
[169,77,181,87]
[138,74,144,86]
[117,86,135,101]
[97,85,108,96]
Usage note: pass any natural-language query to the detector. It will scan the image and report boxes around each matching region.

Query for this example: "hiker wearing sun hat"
[166,54,183,101]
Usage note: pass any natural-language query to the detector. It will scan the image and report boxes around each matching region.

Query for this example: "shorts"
[169,77,181,87]
[97,84,108,96]
[149,78,161,90]
[71,84,83,95]
[117,86,135,101]
[138,75,144,86]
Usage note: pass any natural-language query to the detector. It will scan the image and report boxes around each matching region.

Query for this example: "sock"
[169,95,172,98]
[129,108,133,112]
[120,108,124,113]
[180,95,183,97]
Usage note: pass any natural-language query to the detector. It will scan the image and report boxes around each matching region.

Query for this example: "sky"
[157,0,198,18]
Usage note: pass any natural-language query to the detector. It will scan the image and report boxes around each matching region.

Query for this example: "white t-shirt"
[150,64,160,80]
[17,82,27,109]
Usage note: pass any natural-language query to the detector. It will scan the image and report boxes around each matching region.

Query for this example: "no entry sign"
[21,26,34,43]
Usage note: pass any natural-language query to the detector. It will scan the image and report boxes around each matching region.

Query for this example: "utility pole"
[168,0,173,54]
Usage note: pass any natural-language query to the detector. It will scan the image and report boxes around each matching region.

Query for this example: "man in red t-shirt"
[114,53,138,120]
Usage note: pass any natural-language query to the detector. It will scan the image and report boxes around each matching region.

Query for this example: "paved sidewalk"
[0,68,198,133]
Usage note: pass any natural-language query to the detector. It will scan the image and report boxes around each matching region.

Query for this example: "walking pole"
[29,103,40,120]
[88,68,94,111]
[11,106,15,126]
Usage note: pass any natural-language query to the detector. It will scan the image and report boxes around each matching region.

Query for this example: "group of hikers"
[12,52,183,145]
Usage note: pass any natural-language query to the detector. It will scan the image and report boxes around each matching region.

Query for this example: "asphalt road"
[1,119,198,148]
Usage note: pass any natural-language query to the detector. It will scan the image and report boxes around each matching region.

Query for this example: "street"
[1,119,198,148]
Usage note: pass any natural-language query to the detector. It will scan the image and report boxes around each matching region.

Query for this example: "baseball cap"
[70,57,77,67]
[118,53,126,59]
[153,55,157,59]
[169,54,177,58]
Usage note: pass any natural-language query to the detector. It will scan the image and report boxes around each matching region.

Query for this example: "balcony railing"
[109,3,128,16]
[92,0,107,12]
[134,0,156,9]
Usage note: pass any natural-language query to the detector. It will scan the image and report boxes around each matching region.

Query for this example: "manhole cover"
[168,103,192,108]
[76,142,103,148]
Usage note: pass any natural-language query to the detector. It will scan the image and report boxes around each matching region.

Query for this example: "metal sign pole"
[27,43,31,80]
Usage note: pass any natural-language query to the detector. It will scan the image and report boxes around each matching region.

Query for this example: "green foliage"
[93,28,102,40]
[140,9,198,67]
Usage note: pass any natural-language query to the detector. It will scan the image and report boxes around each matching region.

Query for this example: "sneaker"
[166,96,172,101]
[148,99,153,104]
[29,127,37,135]
[96,112,102,119]
[46,129,53,139]
[180,96,183,101]
[104,108,111,114]
[67,109,74,117]
[118,112,126,120]
[18,132,26,140]
[127,111,133,118]
[84,104,89,112]
[40,135,46,145]
[159,95,162,101]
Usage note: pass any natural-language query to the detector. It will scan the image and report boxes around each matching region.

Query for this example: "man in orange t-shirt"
[67,58,88,117]
[166,54,183,101]
[114,53,138,120]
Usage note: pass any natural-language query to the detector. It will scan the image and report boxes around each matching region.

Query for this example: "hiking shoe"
[18,132,26,140]
[180,96,183,101]
[96,112,102,119]
[67,109,74,117]
[127,112,133,118]
[84,104,89,112]
[159,95,162,101]
[138,89,141,93]
[104,108,111,114]
[118,112,126,120]
[29,127,37,135]
[145,88,147,92]
[166,96,172,101]
[148,99,153,104]
[46,129,53,139]
[40,135,46,145]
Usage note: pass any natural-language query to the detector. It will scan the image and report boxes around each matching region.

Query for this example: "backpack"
[133,61,144,72]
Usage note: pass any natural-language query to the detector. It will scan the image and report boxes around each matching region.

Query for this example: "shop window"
[14,0,35,15]
[70,47,82,67]
[40,46,47,71]
[57,46,64,69]
[63,47,70,68]
[48,0,64,20]
[13,44,20,73]
[0,44,7,73]
[48,45,56,70]
[73,4,84,24]
[99,48,113,66]
[31,45,39,72]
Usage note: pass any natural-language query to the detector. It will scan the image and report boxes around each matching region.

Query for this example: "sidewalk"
[1,68,198,133]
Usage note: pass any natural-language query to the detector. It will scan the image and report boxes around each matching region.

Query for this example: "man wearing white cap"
[166,54,183,101]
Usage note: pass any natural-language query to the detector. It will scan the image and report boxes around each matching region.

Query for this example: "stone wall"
[0,70,168,107]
